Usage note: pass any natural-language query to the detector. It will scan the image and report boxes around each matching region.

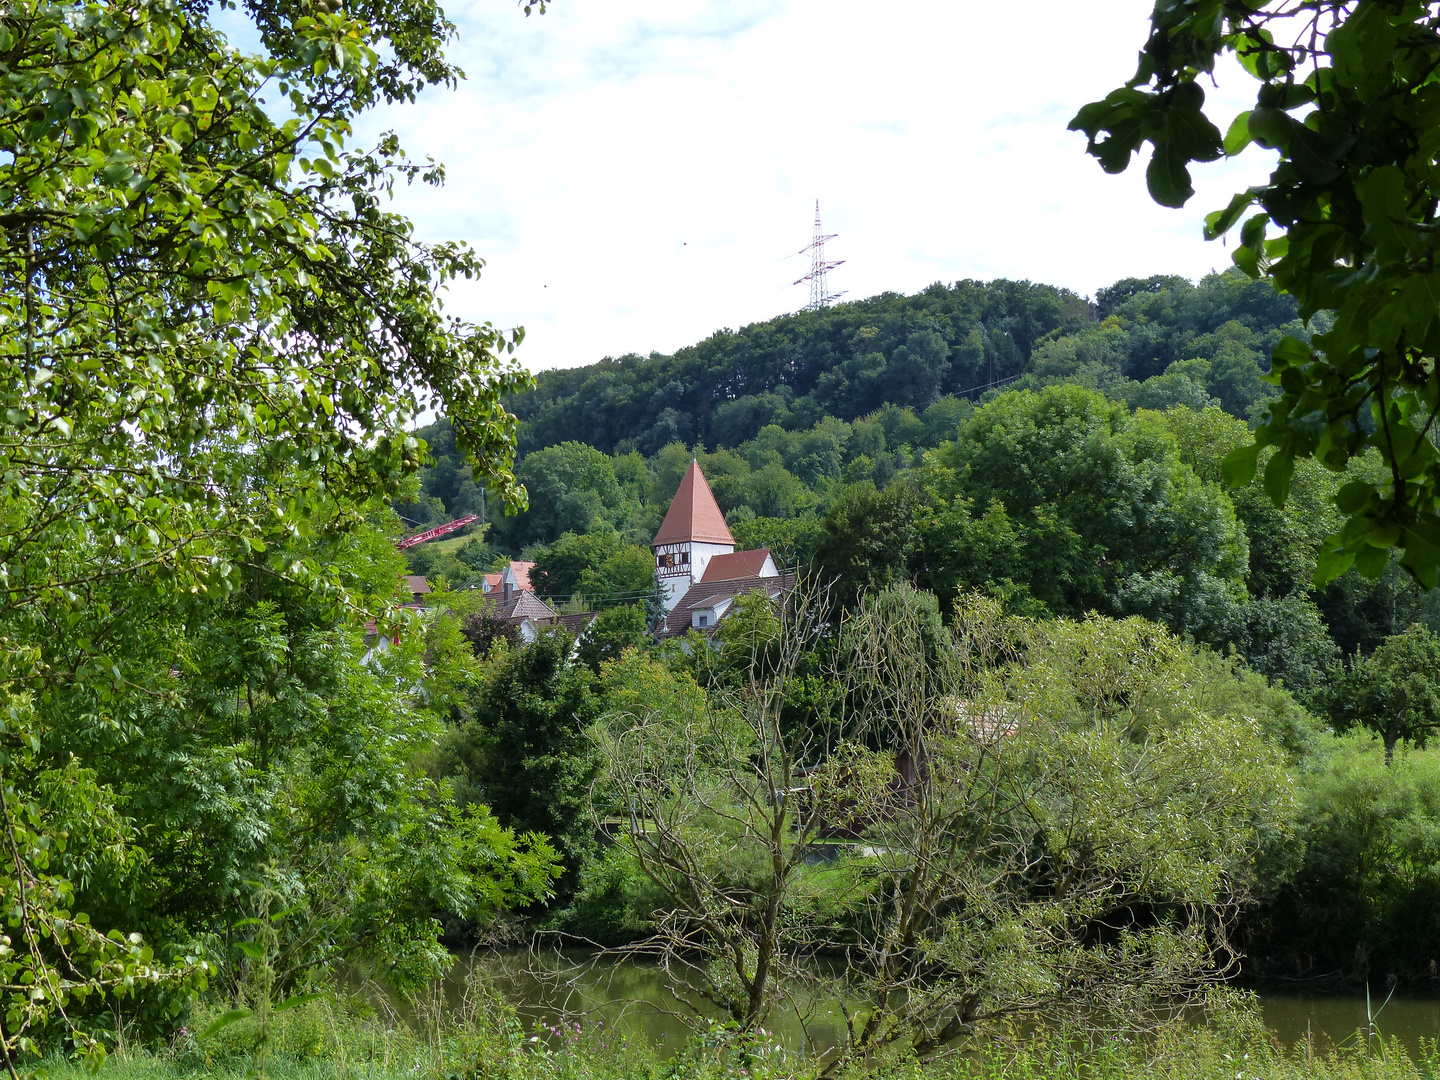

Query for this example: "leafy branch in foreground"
[1072,0,1440,588]
[1,0,533,636]
[0,0,546,1063]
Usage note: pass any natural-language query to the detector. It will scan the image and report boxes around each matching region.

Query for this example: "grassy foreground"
[22,991,1440,1080]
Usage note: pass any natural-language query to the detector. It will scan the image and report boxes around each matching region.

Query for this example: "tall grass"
[23,981,1440,1080]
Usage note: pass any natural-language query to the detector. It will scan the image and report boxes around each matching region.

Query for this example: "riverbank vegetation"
[22,988,1440,1080]
[404,301,1440,992]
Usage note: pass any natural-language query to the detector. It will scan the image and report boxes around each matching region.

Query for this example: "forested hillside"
[408,271,1315,539]
[393,258,1440,992]
[404,265,1439,780]
[507,270,1308,456]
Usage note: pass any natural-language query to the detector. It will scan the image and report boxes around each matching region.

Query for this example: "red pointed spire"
[654,460,734,546]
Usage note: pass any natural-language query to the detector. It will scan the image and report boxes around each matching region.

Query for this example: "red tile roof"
[653,460,735,546]
[700,548,775,583]
[557,611,599,633]
[481,560,534,594]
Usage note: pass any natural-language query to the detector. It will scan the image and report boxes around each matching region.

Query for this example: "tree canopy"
[502,272,1299,459]
[1073,0,1440,589]
[0,0,541,1063]
[1338,622,1440,761]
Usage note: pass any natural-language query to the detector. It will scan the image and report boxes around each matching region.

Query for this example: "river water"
[443,952,1440,1058]
[1260,989,1440,1054]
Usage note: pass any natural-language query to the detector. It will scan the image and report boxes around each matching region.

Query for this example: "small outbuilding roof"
[701,548,776,583]
[482,560,534,593]
[490,589,559,624]
[659,573,795,638]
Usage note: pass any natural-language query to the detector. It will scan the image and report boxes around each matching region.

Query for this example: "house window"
[697,614,709,628]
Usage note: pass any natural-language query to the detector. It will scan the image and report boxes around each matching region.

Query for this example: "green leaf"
[1204,188,1257,240]
[236,940,264,959]
[1401,525,1440,564]
[1220,442,1260,488]
[1328,1,1398,99]
[1364,523,1401,548]
[1354,541,1391,578]
[1235,27,1276,80]
[1398,273,1440,345]
[1223,112,1253,156]
[1411,560,1439,590]
[1335,480,1374,514]
[1263,447,1294,505]
[1271,336,1313,366]
[200,1009,252,1038]
[273,992,325,1013]
[1357,166,1408,261]
[1238,214,1270,264]
[1314,544,1356,587]
[1288,126,1342,184]
[1164,99,1223,163]
[1146,139,1194,208]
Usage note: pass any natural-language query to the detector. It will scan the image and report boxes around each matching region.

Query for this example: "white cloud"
[354,0,1278,373]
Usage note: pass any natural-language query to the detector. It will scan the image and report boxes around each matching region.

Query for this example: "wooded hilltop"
[399,271,1440,990]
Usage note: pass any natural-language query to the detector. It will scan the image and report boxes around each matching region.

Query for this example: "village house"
[365,558,594,662]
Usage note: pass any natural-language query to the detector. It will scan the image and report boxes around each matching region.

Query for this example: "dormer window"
[696,613,709,628]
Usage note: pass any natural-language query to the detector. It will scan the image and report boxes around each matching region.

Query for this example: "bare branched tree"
[589,581,841,1031]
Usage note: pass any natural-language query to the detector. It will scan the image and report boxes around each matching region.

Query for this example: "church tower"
[653,459,735,611]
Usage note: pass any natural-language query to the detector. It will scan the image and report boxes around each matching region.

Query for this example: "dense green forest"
[406,270,1436,705]
[404,270,1315,540]
[400,269,1440,993]
[507,271,1305,456]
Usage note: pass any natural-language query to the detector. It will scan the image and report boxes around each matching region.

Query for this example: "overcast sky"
[344,0,1277,374]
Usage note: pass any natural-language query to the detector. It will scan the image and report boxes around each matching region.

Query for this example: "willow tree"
[593,586,1290,1072]
[1072,0,1440,589]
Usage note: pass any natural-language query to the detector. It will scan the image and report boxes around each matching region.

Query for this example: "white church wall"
[688,541,734,586]
[660,572,689,611]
